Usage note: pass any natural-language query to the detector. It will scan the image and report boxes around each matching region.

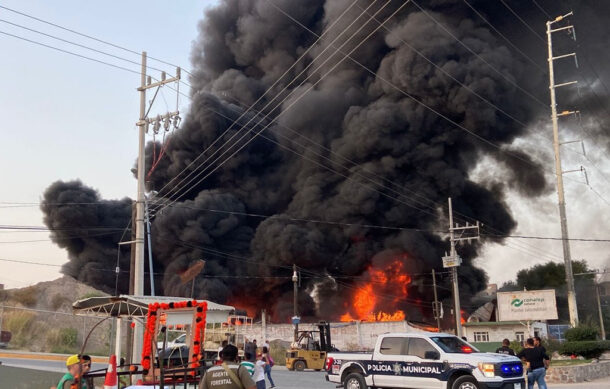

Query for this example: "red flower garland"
[141,300,208,373]
[190,301,208,373]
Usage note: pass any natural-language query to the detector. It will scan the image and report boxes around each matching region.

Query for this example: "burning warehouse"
[41,0,609,326]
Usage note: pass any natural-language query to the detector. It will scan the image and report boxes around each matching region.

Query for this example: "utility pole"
[432,269,441,331]
[292,264,299,343]
[443,198,479,337]
[546,13,579,327]
[132,51,181,362]
[144,195,155,296]
[596,284,606,340]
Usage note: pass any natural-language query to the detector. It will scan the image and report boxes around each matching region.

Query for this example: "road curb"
[0,351,108,363]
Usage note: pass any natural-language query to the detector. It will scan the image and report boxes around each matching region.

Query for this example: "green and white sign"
[497,289,558,321]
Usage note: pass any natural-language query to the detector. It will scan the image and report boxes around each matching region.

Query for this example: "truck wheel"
[344,372,367,389]
[294,360,306,371]
[452,375,479,389]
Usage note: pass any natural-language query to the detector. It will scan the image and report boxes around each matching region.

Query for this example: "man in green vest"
[56,354,89,389]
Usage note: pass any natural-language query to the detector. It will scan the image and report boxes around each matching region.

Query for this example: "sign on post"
[497,290,558,321]
[442,254,462,268]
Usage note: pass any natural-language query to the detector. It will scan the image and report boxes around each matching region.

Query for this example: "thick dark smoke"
[42,0,609,324]
[41,181,132,294]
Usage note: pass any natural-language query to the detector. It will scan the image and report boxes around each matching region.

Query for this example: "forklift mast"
[317,321,332,352]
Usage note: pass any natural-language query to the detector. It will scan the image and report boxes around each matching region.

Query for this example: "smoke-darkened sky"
[5,1,610,323]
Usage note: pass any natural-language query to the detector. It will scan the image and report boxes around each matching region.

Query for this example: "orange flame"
[340,257,412,322]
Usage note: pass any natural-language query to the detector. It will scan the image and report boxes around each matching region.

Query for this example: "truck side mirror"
[424,351,440,360]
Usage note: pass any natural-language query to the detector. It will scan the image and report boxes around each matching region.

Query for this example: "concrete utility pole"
[596,284,606,340]
[546,13,579,327]
[132,51,181,362]
[443,198,479,338]
[432,269,442,332]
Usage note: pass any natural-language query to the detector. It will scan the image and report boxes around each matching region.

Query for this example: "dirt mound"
[1,276,112,354]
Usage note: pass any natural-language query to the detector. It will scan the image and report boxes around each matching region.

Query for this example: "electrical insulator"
[153,115,161,134]
[173,115,181,129]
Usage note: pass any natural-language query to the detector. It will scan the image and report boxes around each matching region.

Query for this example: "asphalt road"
[0,357,335,389]
[263,368,336,389]
[2,357,608,389]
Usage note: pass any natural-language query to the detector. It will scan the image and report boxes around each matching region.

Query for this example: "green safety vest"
[57,373,88,389]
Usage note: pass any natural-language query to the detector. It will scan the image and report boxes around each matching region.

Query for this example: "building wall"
[236,321,422,350]
[463,322,548,343]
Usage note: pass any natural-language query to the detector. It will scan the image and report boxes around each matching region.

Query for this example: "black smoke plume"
[42,0,609,324]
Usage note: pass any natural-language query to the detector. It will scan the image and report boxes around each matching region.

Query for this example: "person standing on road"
[245,339,256,362]
[262,346,276,388]
[495,339,515,355]
[199,344,256,389]
[241,352,256,376]
[517,338,550,389]
[534,336,547,354]
[254,352,267,389]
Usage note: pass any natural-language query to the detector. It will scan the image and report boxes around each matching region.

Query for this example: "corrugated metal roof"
[72,295,234,318]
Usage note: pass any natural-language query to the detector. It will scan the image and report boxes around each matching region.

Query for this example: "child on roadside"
[254,352,267,389]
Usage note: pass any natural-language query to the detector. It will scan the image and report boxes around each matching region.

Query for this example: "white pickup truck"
[325,332,524,389]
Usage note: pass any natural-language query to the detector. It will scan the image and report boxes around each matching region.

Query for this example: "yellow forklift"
[285,321,335,371]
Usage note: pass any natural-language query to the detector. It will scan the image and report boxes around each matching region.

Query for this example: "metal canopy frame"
[72,295,235,318]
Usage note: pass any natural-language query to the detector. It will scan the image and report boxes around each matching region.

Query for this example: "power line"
[531,0,552,19]
[0,18,167,74]
[499,0,546,43]
[1,3,596,270]
[152,0,410,216]
[0,29,140,75]
[462,0,546,74]
[411,0,547,108]
[0,4,191,74]
[149,0,389,212]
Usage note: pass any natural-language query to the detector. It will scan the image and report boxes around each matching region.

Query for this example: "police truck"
[324,332,524,389]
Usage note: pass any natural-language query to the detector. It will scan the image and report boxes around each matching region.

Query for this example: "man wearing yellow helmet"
[56,354,89,389]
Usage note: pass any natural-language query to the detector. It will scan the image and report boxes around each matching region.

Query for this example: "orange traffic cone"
[104,354,118,389]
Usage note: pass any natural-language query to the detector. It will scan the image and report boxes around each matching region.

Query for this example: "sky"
[0,0,214,289]
[0,0,608,291]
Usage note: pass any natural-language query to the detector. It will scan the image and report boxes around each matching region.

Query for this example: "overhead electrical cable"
[0,4,191,74]
[411,1,547,108]
[151,1,411,217]
[148,0,385,210]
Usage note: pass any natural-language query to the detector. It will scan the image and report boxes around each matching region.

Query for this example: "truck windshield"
[430,336,479,353]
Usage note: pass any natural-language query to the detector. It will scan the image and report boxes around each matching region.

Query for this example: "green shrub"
[510,340,523,355]
[3,311,36,347]
[565,324,598,341]
[47,327,79,354]
[542,338,561,354]
[559,340,610,359]
[51,293,69,310]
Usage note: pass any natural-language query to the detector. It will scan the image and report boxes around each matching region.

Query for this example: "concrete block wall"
[546,361,610,383]
[237,320,422,350]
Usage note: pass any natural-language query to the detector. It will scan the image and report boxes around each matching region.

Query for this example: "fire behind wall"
[42,0,609,324]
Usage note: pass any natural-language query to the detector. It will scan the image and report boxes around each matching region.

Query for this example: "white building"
[463,321,548,343]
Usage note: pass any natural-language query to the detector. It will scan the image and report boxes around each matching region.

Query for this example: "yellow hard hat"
[66,354,80,366]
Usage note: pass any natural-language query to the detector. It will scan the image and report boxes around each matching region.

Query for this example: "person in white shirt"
[254,352,267,389]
